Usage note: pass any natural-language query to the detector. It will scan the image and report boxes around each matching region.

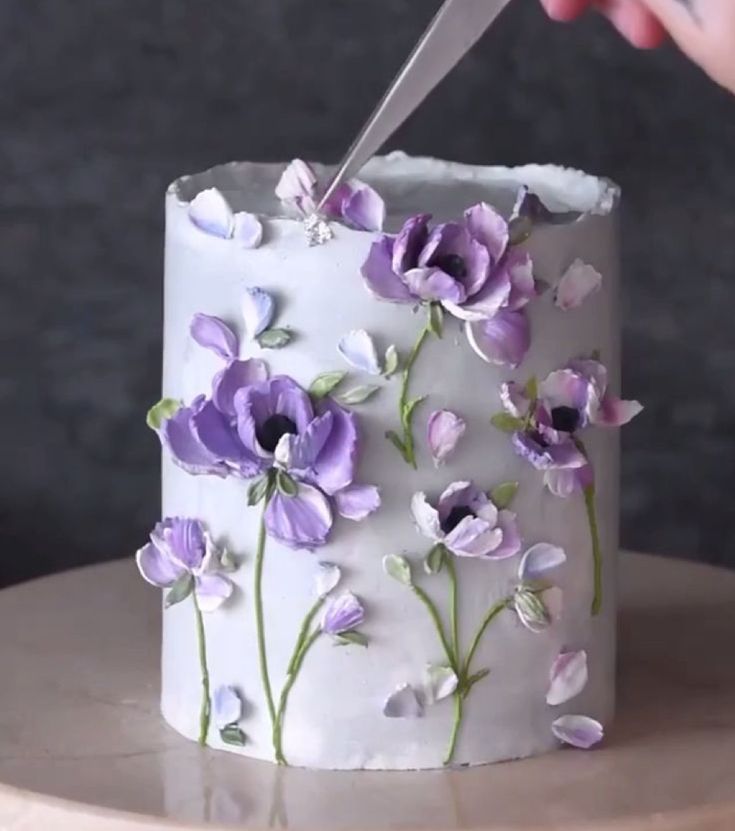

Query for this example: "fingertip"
[541,0,591,23]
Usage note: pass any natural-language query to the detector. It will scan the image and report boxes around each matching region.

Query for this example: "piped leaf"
[524,376,539,401]
[383,554,412,586]
[465,668,491,691]
[165,573,193,608]
[337,385,381,406]
[146,398,181,431]
[220,726,247,747]
[491,412,524,433]
[276,469,298,497]
[383,345,399,378]
[335,631,368,648]
[309,371,347,399]
[429,303,444,338]
[490,481,519,510]
[247,474,273,506]
[402,396,426,424]
[424,543,446,575]
[257,328,292,349]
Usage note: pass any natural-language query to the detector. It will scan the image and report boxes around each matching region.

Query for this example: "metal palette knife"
[318,0,514,212]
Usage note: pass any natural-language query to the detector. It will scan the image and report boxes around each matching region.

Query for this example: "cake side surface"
[154,154,629,770]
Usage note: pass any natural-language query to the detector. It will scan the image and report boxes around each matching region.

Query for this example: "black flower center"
[551,406,581,434]
[257,414,298,453]
[441,505,474,534]
[433,253,467,280]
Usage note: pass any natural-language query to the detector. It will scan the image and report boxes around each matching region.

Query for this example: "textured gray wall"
[2,1,735,586]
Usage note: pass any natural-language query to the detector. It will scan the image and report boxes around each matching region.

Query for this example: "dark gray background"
[2,1,734,587]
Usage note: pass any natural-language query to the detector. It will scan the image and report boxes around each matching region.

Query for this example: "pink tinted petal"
[491,510,523,560]
[195,573,233,613]
[505,250,537,311]
[212,359,269,417]
[136,542,183,588]
[554,260,603,311]
[500,381,531,418]
[361,237,415,303]
[188,188,234,238]
[242,288,275,340]
[466,309,530,368]
[518,543,567,582]
[403,267,465,304]
[265,483,333,549]
[334,484,381,521]
[552,715,604,749]
[275,159,317,215]
[547,650,589,706]
[233,212,263,249]
[596,396,644,427]
[190,314,239,361]
[411,492,442,541]
[427,409,466,465]
[341,183,386,232]
[539,369,590,412]
[464,202,509,262]
[544,468,582,498]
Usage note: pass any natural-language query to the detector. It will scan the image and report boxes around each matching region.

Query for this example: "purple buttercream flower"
[411,481,522,560]
[136,517,234,612]
[275,159,385,232]
[321,592,365,635]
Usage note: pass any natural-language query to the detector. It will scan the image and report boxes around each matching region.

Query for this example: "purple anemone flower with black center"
[155,316,380,550]
[361,202,538,368]
[411,480,522,560]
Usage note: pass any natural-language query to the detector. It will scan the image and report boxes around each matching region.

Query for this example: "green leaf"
[337,384,380,406]
[424,543,446,575]
[465,668,490,691]
[257,328,293,349]
[383,345,399,378]
[428,303,444,338]
[490,481,520,510]
[335,631,368,648]
[383,553,412,586]
[508,216,533,246]
[309,371,348,399]
[165,573,193,608]
[247,473,274,506]
[401,395,426,425]
[385,430,408,460]
[524,376,538,401]
[146,398,181,431]
[590,348,601,361]
[276,469,298,497]
[490,412,524,433]
[220,725,247,747]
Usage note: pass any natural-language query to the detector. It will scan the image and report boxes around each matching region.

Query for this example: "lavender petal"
[190,314,239,361]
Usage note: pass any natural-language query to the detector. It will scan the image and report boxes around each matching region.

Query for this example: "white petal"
[547,650,589,706]
[552,715,604,749]
[427,409,466,465]
[554,260,603,311]
[194,574,233,613]
[241,287,275,340]
[315,562,341,597]
[188,188,234,239]
[410,492,442,542]
[213,685,242,729]
[518,543,567,582]
[383,684,424,719]
[337,329,382,375]
[233,212,263,249]
[424,665,458,703]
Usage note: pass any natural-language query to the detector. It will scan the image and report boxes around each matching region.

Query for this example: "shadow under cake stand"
[0,553,734,831]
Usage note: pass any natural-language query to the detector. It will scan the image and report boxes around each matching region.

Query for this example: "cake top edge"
[167,152,620,230]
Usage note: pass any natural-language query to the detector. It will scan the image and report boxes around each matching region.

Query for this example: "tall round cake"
[139,152,641,770]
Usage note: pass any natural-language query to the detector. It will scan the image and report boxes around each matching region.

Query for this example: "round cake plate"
[0,553,734,831]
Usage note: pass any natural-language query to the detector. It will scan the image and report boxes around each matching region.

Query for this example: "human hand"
[539,0,735,95]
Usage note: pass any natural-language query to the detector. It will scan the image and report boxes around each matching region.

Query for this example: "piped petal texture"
[189,188,234,238]
[555,260,603,311]
[190,314,239,361]
[383,684,424,719]
[466,310,530,368]
[427,409,466,465]
[547,650,589,706]
[518,543,567,582]
[265,483,333,549]
[242,288,275,340]
[552,715,604,749]
[334,484,381,521]
[338,330,382,375]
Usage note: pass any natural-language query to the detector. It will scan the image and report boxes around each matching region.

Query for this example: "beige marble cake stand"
[1,553,735,831]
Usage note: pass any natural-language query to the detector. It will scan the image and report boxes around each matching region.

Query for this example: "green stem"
[584,484,603,616]
[286,598,324,675]
[412,584,456,672]
[462,599,508,678]
[444,690,464,766]
[273,632,321,765]
[392,310,433,468]
[445,556,460,663]
[253,499,278,751]
[192,593,211,746]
